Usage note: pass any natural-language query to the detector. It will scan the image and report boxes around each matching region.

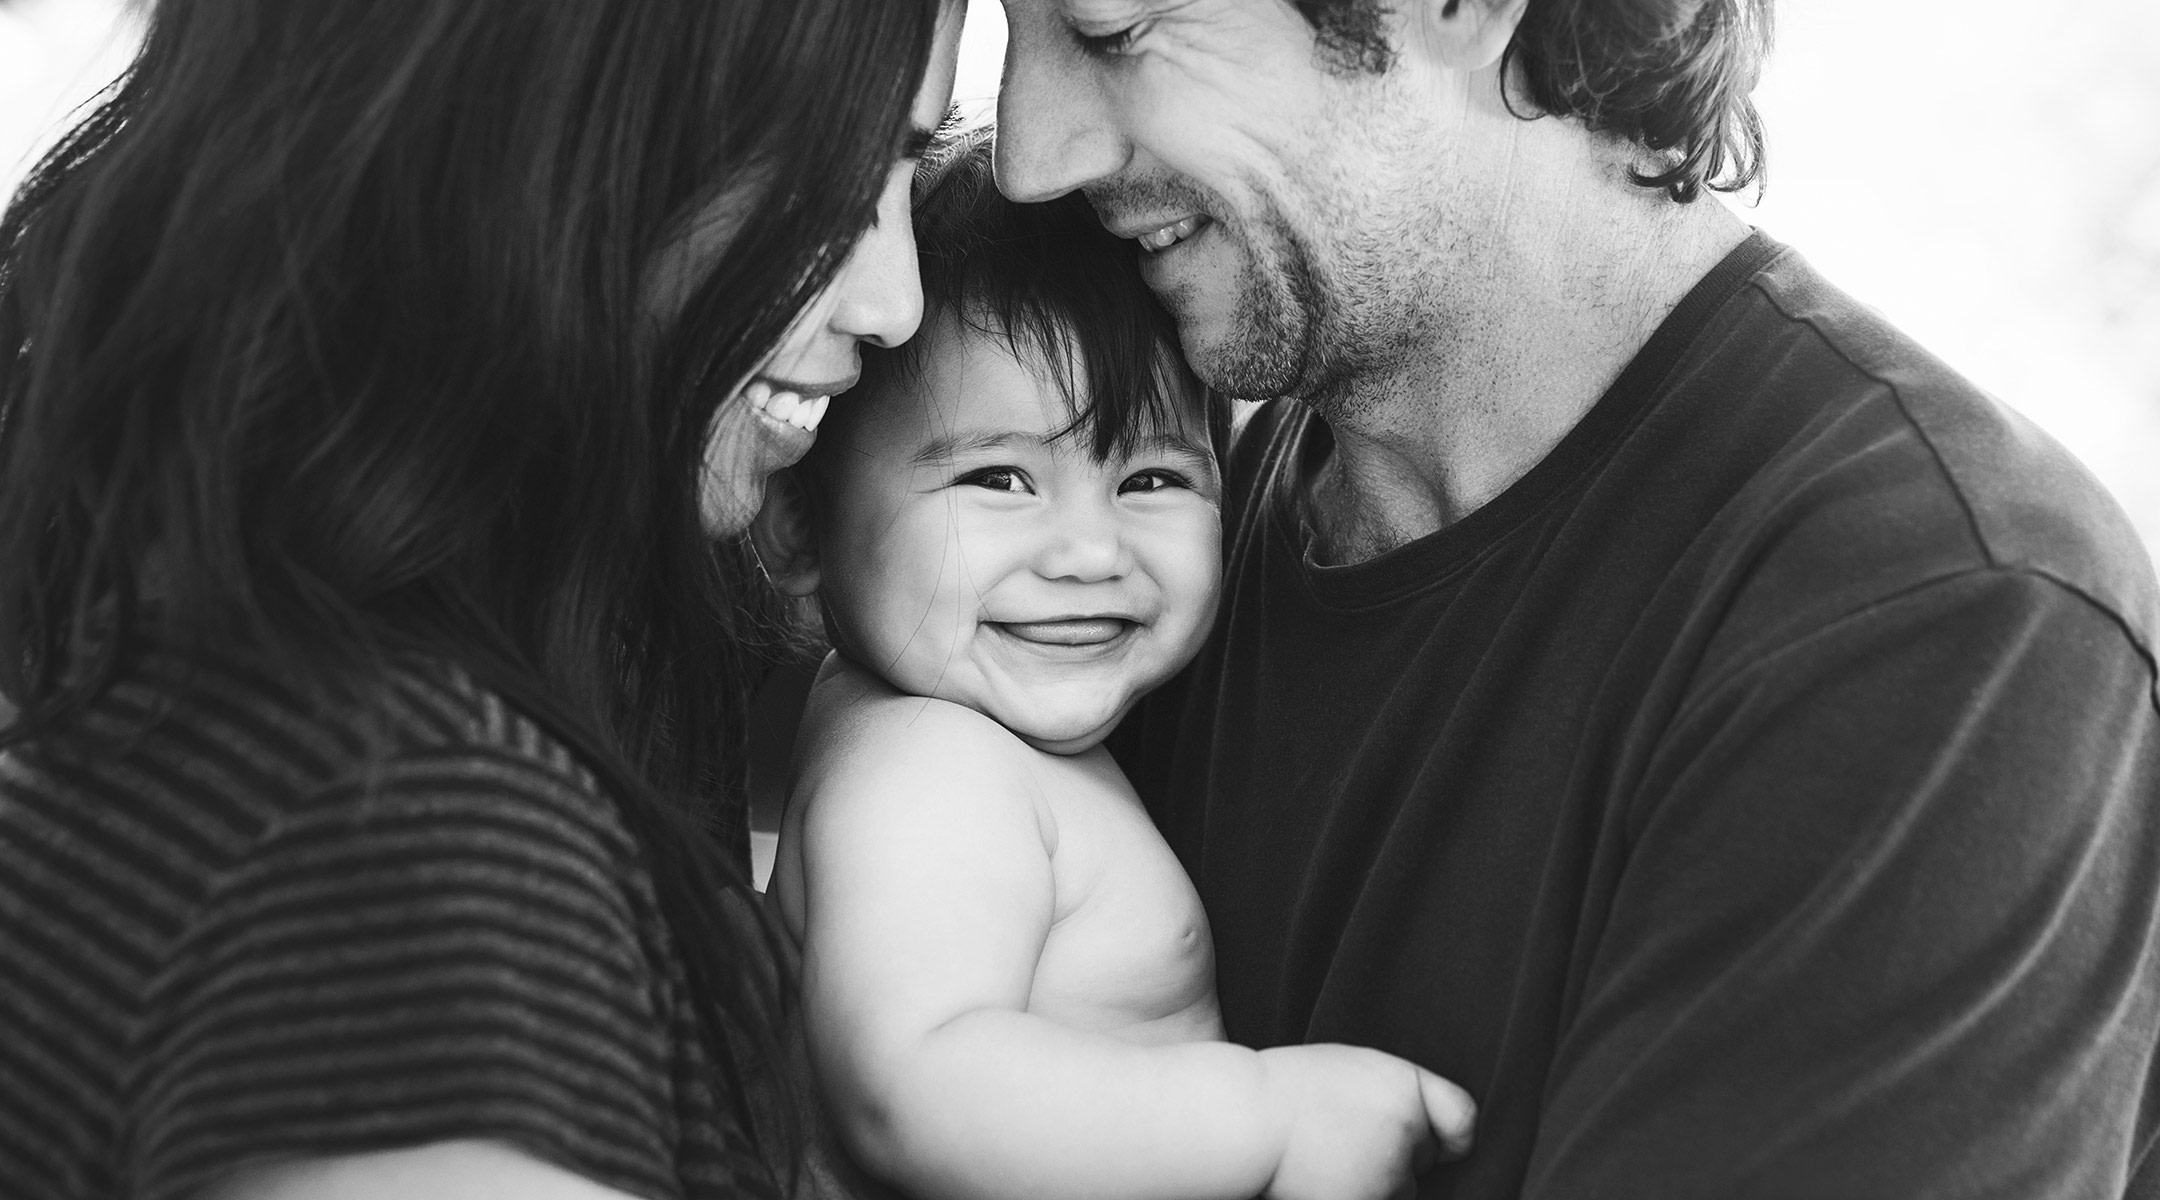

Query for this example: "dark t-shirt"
[0,651,784,1200]
[1116,233,2160,1198]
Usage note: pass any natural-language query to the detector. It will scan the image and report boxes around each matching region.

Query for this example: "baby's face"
[815,320,1222,755]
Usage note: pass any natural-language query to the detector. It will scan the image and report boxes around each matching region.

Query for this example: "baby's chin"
[973,692,1136,757]
[842,644,1142,757]
[1009,721,1119,757]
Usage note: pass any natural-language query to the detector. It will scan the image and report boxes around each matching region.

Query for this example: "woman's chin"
[699,390,819,536]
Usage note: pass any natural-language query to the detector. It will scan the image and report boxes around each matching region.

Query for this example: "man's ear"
[1413,0,1528,72]
[748,468,822,598]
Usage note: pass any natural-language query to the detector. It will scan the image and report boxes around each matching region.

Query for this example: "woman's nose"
[827,188,925,350]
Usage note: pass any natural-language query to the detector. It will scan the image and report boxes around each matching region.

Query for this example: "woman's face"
[664,9,965,538]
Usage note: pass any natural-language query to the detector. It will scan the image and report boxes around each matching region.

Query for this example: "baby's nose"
[1032,505,1132,583]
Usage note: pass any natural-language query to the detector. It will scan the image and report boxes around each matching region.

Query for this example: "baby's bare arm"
[785,685,1470,1200]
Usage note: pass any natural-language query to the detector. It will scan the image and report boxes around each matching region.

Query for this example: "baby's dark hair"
[837,123,1220,462]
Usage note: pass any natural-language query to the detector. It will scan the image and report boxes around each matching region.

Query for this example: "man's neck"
[1303,141,1751,566]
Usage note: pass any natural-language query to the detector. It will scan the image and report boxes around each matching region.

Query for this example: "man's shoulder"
[1681,248,2159,706]
[1753,251,2148,570]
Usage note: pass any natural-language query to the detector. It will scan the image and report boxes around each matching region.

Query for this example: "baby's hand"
[1255,1044,1476,1200]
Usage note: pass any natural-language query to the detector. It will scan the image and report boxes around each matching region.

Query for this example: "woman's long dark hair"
[0,0,940,1172]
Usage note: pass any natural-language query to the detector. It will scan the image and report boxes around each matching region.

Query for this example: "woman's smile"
[744,378,841,436]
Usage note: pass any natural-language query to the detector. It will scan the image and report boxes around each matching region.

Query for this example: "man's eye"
[958,466,1032,493]
[1119,469,1188,495]
[1075,23,1142,56]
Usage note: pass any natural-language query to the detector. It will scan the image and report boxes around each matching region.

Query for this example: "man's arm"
[1526,568,2160,1199]
[792,695,1468,1200]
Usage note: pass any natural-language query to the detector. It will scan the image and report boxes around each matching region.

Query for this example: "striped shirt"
[0,650,776,1200]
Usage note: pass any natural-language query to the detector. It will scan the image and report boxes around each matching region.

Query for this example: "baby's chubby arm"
[782,679,1472,1200]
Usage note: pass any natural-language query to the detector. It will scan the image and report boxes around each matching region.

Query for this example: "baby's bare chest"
[1027,756,1223,1044]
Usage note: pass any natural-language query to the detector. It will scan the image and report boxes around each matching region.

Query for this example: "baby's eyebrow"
[1132,430,1216,467]
[910,430,1033,465]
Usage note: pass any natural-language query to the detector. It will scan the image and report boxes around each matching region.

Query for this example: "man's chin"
[1151,269,1308,401]
[1179,320,1306,402]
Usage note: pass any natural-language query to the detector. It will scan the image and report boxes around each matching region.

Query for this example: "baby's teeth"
[768,391,802,422]
[745,379,774,411]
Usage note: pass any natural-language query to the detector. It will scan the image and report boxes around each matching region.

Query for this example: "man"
[994,0,2160,1195]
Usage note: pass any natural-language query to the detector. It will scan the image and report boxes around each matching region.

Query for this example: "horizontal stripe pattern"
[0,653,768,1200]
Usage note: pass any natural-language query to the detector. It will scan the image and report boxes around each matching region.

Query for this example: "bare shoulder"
[771,654,1059,941]
[793,652,1044,819]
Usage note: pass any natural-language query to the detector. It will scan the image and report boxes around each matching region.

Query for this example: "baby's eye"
[957,466,1033,494]
[1118,468,1190,495]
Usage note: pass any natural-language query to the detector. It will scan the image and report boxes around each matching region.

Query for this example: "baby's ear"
[748,468,822,598]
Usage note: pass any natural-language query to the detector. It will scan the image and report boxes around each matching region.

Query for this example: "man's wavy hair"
[1298,0,1772,202]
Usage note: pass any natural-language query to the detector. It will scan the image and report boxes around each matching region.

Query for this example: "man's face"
[994,0,1463,408]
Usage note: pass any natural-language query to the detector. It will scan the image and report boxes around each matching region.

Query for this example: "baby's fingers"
[1415,1068,1476,1162]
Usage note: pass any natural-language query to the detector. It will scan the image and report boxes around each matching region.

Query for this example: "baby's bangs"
[950,292,1194,465]
[904,124,1216,464]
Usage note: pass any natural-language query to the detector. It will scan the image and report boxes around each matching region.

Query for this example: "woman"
[0,0,962,1196]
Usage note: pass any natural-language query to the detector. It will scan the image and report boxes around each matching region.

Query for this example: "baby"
[753,131,1472,1200]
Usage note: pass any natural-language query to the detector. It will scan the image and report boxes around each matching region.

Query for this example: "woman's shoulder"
[7,646,621,838]
[0,645,671,1045]
[0,642,667,1006]
[0,646,763,1200]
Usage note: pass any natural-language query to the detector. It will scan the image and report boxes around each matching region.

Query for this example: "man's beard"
[1192,209,1349,406]
[1085,176,1353,406]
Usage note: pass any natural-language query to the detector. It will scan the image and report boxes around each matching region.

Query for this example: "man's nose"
[993,3,1129,203]
[827,197,925,350]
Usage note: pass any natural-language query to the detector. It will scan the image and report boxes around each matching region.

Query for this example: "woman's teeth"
[1138,215,1205,253]
[744,380,831,434]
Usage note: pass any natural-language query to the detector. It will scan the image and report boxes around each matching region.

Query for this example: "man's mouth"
[1136,215,1209,253]
[744,379,834,434]
[994,618,1136,646]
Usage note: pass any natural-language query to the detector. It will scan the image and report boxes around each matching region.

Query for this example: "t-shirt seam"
[1667,564,2160,745]
[126,732,618,1068]
[1748,278,1998,572]
[1746,279,2158,714]
[199,739,620,908]
[121,738,653,1195]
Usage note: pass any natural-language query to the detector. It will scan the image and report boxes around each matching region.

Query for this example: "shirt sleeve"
[1524,568,2160,1200]
[124,748,764,1200]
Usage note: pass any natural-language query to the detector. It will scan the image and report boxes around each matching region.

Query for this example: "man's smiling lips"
[1108,214,1214,253]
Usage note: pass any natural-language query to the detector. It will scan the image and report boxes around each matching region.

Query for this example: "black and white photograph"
[3,0,2156,1197]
